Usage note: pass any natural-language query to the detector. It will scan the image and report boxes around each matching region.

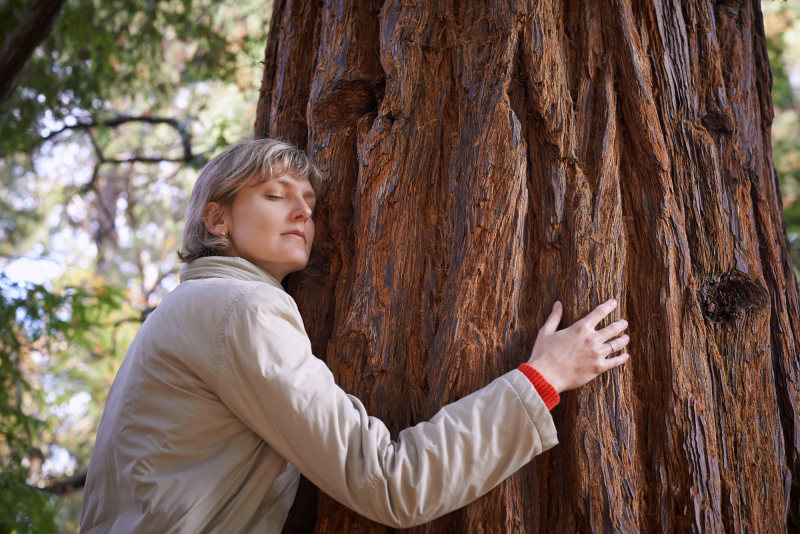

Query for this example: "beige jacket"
[81,256,558,532]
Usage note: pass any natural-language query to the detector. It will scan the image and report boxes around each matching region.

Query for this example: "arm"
[215,287,559,528]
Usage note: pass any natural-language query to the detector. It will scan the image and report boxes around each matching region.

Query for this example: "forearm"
[309,370,558,528]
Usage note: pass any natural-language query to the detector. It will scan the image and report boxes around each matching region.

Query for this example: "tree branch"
[44,115,180,140]
[0,0,67,107]
[43,114,195,164]
[106,156,192,164]
[41,471,86,496]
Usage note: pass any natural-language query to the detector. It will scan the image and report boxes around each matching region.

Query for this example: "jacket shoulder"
[170,278,296,314]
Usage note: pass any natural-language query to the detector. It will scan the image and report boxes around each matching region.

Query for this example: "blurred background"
[0,1,797,531]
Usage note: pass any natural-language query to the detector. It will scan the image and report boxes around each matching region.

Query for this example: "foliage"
[0,0,248,155]
[0,275,123,533]
[764,1,800,276]
[0,0,269,254]
[0,0,270,530]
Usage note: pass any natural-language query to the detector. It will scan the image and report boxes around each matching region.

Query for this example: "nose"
[292,198,313,221]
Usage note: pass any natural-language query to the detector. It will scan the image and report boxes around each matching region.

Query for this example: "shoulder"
[220,283,313,370]
[172,277,294,310]
[206,281,307,342]
[233,281,301,321]
[159,278,301,332]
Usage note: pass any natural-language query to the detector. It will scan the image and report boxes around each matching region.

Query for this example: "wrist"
[518,363,560,410]
[525,359,564,393]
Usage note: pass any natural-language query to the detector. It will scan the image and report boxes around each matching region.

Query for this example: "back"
[80,272,299,533]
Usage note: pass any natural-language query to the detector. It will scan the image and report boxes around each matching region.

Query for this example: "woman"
[80,138,630,532]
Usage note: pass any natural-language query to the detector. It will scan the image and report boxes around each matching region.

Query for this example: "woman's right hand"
[526,299,630,393]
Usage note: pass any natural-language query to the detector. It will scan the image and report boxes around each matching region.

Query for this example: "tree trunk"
[0,0,66,107]
[254,0,800,532]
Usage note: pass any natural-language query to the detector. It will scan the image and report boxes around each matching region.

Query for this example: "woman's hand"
[526,299,630,393]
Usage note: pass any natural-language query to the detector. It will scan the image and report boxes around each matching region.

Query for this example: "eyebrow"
[273,177,316,200]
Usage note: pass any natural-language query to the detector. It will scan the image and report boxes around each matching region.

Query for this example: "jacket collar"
[180,256,283,289]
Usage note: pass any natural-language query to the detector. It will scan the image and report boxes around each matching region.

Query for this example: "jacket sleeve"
[215,286,559,528]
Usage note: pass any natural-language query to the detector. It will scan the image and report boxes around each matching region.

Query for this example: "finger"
[583,299,618,330]
[601,352,630,372]
[602,335,630,356]
[540,301,563,335]
[596,319,628,342]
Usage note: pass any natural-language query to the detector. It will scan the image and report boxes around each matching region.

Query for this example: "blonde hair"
[178,138,322,263]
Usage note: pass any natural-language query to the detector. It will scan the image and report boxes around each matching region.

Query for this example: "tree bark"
[0,0,67,107]
[255,0,800,532]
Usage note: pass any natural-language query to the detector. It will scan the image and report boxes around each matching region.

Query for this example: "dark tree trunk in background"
[0,0,66,107]
[255,0,800,532]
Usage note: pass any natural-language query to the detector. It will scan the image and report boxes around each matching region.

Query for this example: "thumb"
[540,301,562,334]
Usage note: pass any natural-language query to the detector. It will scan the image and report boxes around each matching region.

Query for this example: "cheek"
[230,200,254,231]
[236,203,276,236]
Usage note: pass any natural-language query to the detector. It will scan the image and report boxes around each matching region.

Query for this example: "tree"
[0,0,66,107]
[255,0,800,532]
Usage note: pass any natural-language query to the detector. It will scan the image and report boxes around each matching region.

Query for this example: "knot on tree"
[701,109,734,134]
[311,77,379,128]
[699,271,769,323]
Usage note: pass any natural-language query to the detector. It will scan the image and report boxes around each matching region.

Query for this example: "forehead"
[250,169,315,195]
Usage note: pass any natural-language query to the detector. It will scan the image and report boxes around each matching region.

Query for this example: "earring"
[220,231,228,238]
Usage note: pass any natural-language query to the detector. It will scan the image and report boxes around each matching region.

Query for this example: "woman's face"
[223,172,316,281]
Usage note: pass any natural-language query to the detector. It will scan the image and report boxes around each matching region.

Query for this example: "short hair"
[177,138,322,263]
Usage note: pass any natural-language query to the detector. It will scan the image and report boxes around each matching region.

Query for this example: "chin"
[287,256,311,275]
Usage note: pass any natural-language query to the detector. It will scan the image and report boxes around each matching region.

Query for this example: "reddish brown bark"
[256,0,800,532]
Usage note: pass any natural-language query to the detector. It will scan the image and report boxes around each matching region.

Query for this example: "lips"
[282,229,306,242]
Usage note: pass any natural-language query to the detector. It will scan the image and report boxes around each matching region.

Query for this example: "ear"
[203,202,229,236]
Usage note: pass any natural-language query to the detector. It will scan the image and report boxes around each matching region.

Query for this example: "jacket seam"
[213,285,258,387]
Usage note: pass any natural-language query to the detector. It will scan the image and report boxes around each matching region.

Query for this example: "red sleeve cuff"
[517,364,560,410]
